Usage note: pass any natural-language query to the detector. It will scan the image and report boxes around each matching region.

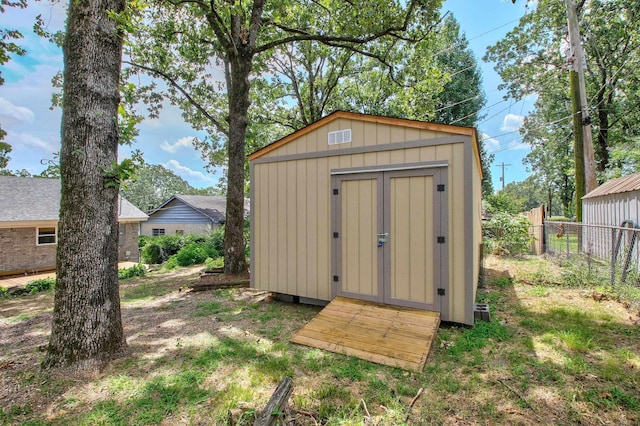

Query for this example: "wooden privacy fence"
[526,206,545,255]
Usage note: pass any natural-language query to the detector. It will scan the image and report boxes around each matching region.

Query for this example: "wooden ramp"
[291,297,440,372]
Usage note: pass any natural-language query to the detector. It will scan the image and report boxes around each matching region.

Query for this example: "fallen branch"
[254,377,293,426]
[361,398,371,418]
[289,408,318,426]
[405,387,424,422]
[497,380,530,408]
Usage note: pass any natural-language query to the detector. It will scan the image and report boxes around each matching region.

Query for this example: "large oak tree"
[43,0,128,369]
[126,0,443,274]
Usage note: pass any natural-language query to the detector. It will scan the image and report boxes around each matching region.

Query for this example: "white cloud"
[506,139,530,151]
[160,136,195,153]
[481,132,501,153]
[501,113,525,132]
[0,97,35,125]
[8,132,59,153]
[164,159,216,183]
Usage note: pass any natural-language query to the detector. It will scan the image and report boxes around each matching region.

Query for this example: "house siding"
[140,198,218,236]
[140,222,219,236]
[0,228,56,275]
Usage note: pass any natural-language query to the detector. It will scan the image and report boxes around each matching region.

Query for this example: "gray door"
[331,167,448,312]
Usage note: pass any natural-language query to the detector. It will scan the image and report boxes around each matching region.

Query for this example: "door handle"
[377,232,388,247]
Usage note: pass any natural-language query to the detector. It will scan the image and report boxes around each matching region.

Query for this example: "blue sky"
[1,0,535,190]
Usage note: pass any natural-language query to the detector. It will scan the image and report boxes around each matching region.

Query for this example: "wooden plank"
[292,327,424,364]
[290,297,440,372]
[291,334,420,371]
[297,319,433,359]
[323,297,440,320]
[314,309,438,338]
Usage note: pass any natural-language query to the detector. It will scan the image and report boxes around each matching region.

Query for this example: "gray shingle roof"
[0,176,148,223]
[149,194,250,223]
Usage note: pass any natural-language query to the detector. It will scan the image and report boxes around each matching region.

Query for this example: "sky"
[1,0,536,190]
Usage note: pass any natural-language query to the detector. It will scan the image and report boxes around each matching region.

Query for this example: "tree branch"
[125,60,229,137]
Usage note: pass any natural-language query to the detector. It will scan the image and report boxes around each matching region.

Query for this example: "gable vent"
[328,129,352,145]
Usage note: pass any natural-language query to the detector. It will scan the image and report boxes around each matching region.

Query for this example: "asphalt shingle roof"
[149,194,250,223]
[0,176,148,223]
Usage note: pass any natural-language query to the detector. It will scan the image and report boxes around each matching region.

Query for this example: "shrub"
[24,277,56,294]
[204,257,224,271]
[0,287,8,299]
[210,227,225,255]
[141,240,164,264]
[484,213,531,256]
[118,263,146,280]
[174,242,217,267]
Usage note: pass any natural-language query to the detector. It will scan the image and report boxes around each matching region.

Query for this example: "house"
[0,176,148,276]
[141,195,249,236]
[249,111,483,325]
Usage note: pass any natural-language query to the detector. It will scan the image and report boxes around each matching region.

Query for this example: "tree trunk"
[224,52,251,275]
[43,0,127,370]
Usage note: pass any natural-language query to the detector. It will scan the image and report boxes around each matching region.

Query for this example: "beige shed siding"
[251,113,481,324]
[260,118,451,159]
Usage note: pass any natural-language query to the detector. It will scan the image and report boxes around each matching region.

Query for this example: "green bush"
[24,277,56,294]
[484,213,531,257]
[118,263,146,280]
[174,242,216,267]
[204,256,224,271]
[0,287,8,299]
[211,227,225,255]
[141,240,164,264]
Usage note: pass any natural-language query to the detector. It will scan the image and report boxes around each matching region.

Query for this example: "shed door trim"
[331,166,448,314]
[330,161,448,175]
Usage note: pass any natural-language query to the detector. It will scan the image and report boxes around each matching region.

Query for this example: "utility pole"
[495,162,511,191]
[566,0,597,199]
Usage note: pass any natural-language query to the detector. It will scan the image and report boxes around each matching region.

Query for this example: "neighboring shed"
[141,195,250,236]
[0,176,147,276]
[583,171,640,226]
[582,172,640,262]
[249,111,483,325]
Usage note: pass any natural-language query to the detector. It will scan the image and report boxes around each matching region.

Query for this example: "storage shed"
[249,111,483,325]
[583,171,640,226]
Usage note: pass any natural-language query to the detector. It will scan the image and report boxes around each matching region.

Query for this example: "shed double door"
[331,167,448,312]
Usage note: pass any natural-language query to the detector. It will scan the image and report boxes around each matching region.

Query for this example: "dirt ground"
[2,259,640,425]
[0,266,262,418]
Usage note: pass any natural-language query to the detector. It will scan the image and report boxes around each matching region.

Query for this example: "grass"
[1,256,640,425]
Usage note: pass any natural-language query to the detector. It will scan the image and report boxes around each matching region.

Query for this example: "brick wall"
[118,222,140,262]
[1,222,142,275]
[0,228,56,275]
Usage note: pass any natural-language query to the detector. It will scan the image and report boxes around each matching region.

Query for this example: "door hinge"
[437,184,445,192]
[333,232,339,238]
[333,275,339,282]
[333,188,339,195]
[437,236,445,243]
[437,288,445,296]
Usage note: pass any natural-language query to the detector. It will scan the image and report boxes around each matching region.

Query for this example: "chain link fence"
[483,220,640,288]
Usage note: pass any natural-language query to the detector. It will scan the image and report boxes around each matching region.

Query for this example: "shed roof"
[148,194,250,223]
[583,172,640,199]
[0,176,148,222]
[248,111,477,161]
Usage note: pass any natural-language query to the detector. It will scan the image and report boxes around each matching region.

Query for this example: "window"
[37,227,57,245]
[175,230,184,235]
[152,228,165,237]
[328,128,352,145]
